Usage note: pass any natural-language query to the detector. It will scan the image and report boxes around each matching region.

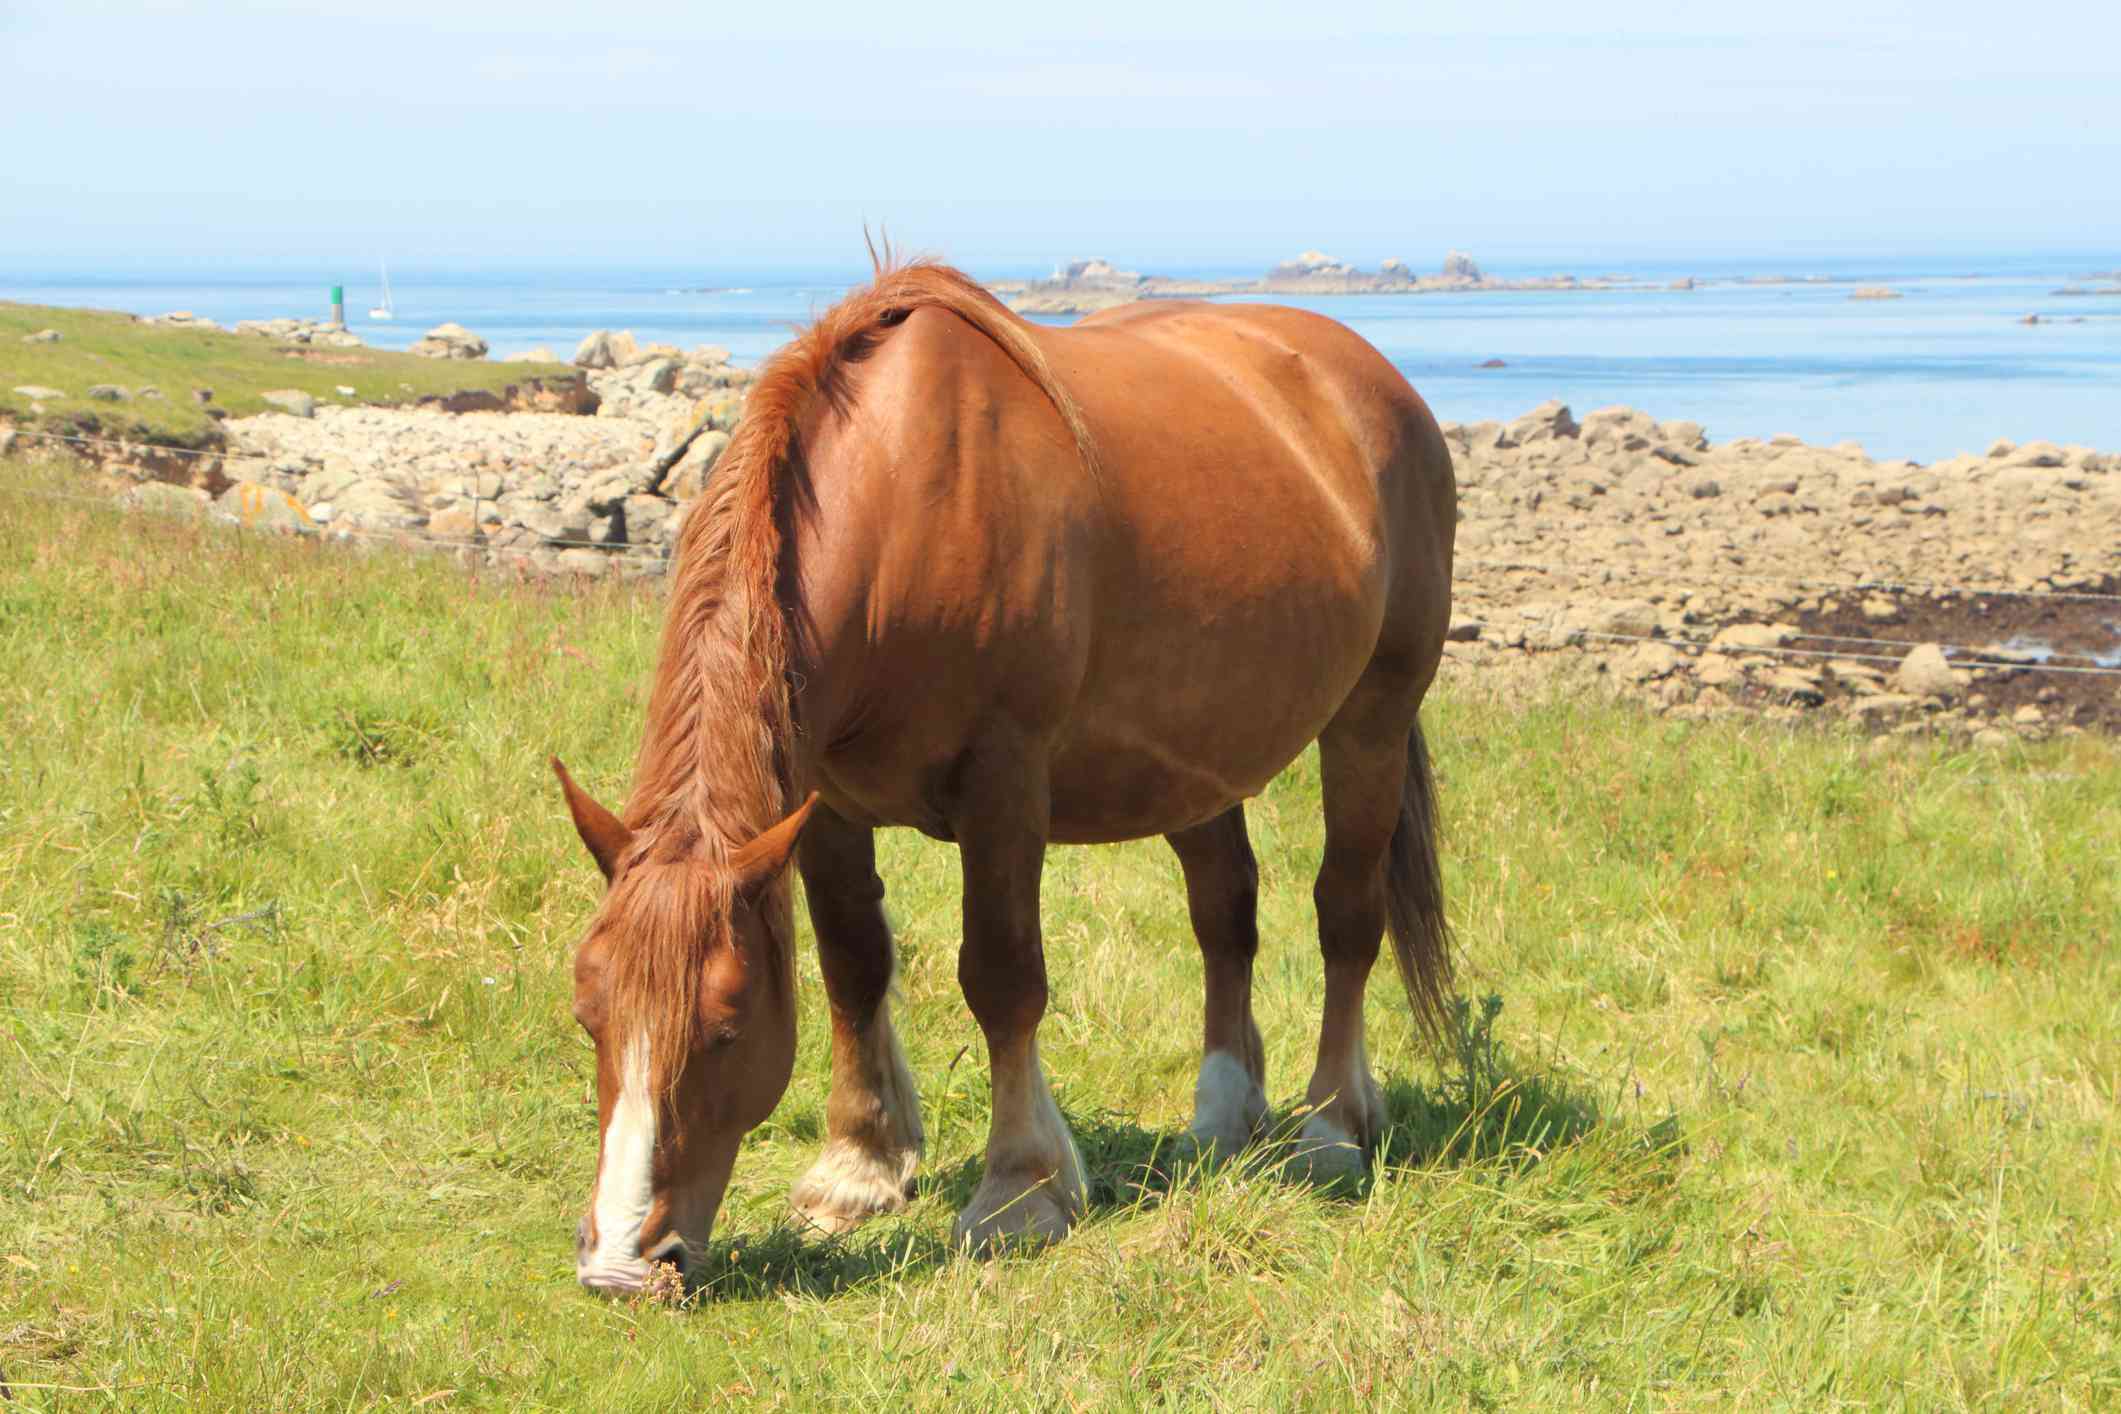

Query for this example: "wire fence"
[5,422,2119,680]
[1457,552,2121,605]
[1559,628,2121,679]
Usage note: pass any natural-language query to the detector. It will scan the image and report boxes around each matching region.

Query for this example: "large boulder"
[409,323,488,360]
[260,388,317,418]
[123,482,208,517]
[320,477,424,531]
[573,329,639,369]
[635,358,679,396]
[622,494,677,546]
[622,341,684,368]
[1893,643,1960,699]
[1505,400,1579,446]
[520,500,595,545]
[1710,622,1798,650]
[665,429,731,501]
[216,480,317,535]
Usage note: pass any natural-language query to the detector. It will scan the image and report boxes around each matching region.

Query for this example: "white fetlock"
[790,1140,919,1234]
[1188,1050,1268,1156]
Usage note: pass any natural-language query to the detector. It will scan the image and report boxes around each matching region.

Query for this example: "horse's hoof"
[1284,1113,1371,1187]
[1181,1126,1251,1167]
[952,1176,1080,1255]
[790,1140,918,1234]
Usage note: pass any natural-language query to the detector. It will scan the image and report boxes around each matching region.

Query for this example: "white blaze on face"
[582,1039,656,1284]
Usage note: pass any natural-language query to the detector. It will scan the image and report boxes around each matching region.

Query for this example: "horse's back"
[798,298,1453,842]
[1058,299,1454,643]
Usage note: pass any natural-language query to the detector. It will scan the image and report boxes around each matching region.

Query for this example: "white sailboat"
[368,261,395,321]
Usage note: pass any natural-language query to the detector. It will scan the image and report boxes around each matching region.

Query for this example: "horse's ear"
[552,757,632,883]
[729,792,820,896]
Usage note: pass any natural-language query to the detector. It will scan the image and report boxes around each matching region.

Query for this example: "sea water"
[6,254,2115,463]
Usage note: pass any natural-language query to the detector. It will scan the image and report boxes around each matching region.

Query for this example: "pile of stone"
[569,330,752,419]
[192,343,754,576]
[142,311,222,330]
[230,317,365,349]
[1441,402,2120,738]
[409,323,487,360]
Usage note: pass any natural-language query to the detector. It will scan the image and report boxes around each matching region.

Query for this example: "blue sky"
[3,0,2115,271]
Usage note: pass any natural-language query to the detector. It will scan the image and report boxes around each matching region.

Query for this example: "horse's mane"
[605,249,1099,1086]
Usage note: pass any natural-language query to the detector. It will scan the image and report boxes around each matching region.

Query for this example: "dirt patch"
[1735,579,2121,734]
[1800,578,2121,663]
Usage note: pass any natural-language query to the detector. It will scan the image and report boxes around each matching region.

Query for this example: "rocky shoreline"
[22,330,747,577]
[1439,402,2121,740]
[13,359,2118,738]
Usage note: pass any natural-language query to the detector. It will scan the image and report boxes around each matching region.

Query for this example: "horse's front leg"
[1167,806,1269,1155]
[950,741,1085,1253]
[789,806,925,1233]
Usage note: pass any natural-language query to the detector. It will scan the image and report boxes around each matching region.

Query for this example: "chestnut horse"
[555,257,1456,1293]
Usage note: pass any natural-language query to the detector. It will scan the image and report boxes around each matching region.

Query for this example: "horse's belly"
[1045,731,1309,843]
[1044,612,1374,843]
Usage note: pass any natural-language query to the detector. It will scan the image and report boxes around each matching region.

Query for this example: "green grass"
[1,456,2116,1409]
[1,302,575,446]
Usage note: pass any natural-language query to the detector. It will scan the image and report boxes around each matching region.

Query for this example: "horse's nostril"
[644,1238,688,1277]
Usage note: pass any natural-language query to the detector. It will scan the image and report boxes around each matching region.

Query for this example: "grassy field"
[1,454,2116,1409]
[1,303,574,446]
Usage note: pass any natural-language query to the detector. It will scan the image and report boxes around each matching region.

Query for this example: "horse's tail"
[1384,717,1455,1045]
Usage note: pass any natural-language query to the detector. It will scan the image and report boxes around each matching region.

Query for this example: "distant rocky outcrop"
[1266,249,1360,281]
[992,249,1635,311]
[1055,258,1142,287]
[994,259,1149,315]
[1849,287,1903,301]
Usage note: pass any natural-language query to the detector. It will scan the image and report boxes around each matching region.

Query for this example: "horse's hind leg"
[1300,676,1418,1178]
[789,808,925,1233]
[1166,806,1268,1155]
